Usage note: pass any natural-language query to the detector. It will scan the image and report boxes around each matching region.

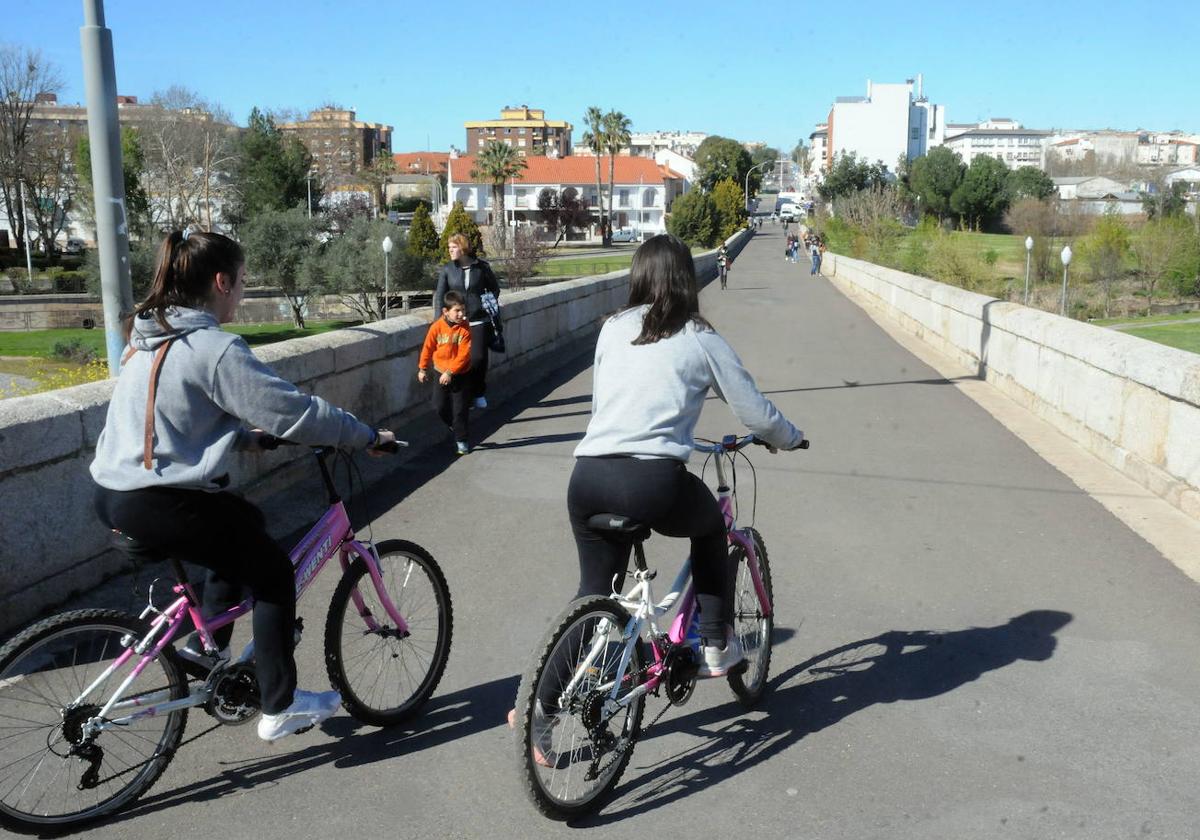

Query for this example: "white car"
[778,202,801,222]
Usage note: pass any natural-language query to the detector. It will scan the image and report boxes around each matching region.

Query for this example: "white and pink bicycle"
[513,432,808,818]
[0,440,452,833]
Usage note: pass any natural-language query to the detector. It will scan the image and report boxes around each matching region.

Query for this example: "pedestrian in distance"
[717,244,732,289]
[434,234,500,410]
[418,291,473,456]
[90,228,396,743]
[810,236,823,276]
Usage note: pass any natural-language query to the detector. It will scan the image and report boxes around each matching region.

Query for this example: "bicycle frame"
[559,437,772,713]
[76,456,409,738]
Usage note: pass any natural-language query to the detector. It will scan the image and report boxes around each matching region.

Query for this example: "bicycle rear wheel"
[325,539,452,726]
[0,609,188,833]
[513,596,645,819]
[728,528,774,706]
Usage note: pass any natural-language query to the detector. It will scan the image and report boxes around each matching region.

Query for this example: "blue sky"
[9,0,1198,152]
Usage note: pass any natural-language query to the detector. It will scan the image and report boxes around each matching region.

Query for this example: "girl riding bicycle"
[569,233,803,676]
[90,228,396,743]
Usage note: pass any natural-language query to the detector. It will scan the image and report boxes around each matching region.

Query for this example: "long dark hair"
[127,230,244,339]
[625,233,710,345]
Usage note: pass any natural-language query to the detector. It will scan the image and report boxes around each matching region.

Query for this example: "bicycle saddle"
[587,514,651,542]
[109,529,167,564]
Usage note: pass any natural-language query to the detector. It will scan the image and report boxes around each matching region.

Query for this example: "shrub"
[51,338,99,364]
[667,191,716,247]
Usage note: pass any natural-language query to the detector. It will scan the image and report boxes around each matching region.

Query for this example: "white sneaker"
[473,396,488,409]
[257,689,342,742]
[697,628,746,678]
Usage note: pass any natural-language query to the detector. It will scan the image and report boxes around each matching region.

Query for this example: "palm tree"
[470,140,526,251]
[580,106,605,243]
[603,111,632,242]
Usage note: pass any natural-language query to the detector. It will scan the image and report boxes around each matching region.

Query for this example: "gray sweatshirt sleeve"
[694,329,804,450]
[210,338,376,449]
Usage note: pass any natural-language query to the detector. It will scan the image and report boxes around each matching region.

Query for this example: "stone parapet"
[825,252,1200,521]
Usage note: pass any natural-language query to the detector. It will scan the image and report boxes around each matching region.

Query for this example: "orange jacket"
[419,317,472,375]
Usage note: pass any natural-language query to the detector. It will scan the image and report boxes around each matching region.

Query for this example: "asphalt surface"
[29,227,1200,839]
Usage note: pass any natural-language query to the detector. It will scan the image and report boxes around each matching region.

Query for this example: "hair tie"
[181,226,194,242]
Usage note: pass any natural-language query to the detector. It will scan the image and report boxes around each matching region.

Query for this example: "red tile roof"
[449,154,676,185]
[393,152,449,174]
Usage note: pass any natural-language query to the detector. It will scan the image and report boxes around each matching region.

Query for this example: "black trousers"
[94,485,297,714]
[468,322,491,399]
[567,456,732,640]
[432,373,470,441]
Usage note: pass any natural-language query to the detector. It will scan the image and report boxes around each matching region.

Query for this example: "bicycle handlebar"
[257,434,408,454]
[693,433,810,454]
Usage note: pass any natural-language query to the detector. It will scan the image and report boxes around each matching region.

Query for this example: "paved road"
[51,228,1200,839]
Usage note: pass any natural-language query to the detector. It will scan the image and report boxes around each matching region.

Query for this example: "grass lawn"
[536,255,634,277]
[1118,323,1200,355]
[1091,311,1200,327]
[0,319,360,359]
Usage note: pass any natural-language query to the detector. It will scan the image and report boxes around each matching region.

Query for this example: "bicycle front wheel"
[729,528,774,706]
[513,596,645,819]
[325,539,452,726]
[0,609,188,833]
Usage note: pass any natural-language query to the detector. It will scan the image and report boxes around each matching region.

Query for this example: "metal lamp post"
[744,160,773,213]
[381,235,393,319]
[1059,245,1072,317]
[1024,236,1034,304]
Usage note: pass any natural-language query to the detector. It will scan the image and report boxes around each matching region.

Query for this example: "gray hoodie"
[91,307,375,492]
[574,306,803,461]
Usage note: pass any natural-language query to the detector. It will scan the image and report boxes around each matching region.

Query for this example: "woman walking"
[434,234,501,409]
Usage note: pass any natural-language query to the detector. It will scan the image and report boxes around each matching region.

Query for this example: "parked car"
[63,238,86,255]
[779,203,801,222]
[610,228,639,243]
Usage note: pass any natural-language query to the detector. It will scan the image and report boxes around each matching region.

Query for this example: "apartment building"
[824,76,945,173]
[626,130,707,158]
[464,106,572,158]
[278,107,393,186]
[942,119,1050,169]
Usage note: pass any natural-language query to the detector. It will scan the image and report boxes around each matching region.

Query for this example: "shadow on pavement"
[575,610,1072,826]
[114,674,520,826]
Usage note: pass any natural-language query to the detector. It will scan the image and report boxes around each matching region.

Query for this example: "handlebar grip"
[797,439,811,450]
[372,440,408,454]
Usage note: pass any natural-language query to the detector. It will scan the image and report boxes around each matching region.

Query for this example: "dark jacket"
[434,259,500,323]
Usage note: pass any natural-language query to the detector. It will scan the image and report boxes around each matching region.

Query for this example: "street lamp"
[744,159,774,213]
[1059,244,1072,317]
[306,173,313,219]
[1024,236,1034,305]
[381,235,393,319]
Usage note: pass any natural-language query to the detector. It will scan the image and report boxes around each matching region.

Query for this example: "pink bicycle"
[512,433,808,818]
[0,441,453,833]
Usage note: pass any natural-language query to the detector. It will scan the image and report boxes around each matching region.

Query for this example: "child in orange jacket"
[418,291,473,454]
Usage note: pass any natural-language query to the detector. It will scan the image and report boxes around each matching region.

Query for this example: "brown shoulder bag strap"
[142,338,175,470]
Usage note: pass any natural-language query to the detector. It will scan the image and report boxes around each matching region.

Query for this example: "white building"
[808,124,828,175]
[653,148,696,187]
[626,131,707,158]
[1136,135,1199,167]
[445,154,686,241]
[825,75,945,174]
[942,119,1050,169]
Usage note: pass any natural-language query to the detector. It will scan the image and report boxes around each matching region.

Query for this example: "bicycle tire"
[325,539,452,726]
[728,528,774,706]
[0,609,188,833]
[513,596,645,819]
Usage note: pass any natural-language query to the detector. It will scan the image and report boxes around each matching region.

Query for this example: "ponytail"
[127,229,244,340]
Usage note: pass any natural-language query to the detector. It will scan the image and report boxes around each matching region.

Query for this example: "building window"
[518,139,526,147]
[518,128,526,135]
[619,189,630,208]
[643,188,657,206]
[911,127,919,140]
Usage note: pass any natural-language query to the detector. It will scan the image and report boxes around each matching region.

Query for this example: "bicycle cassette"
[205,663,261,725]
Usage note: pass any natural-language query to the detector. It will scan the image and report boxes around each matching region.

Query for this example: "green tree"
[470,140,526,251]
[603,110,633,237]
[228,107,315,228]
[711,178,746,241]
[1141,182,1189,219]
[1076,210,1130,317]
[817,152,889,202]
[791,141,811,175]
[83,238,157,300]
[581,106,607,241]
[950,155,1011,230]
[908,146,964,222]
[74,127,151,238]
[694,136,755,194]
[319,217,416,320]
[1132,216,1200,313]
[406,202,441,260]
[438,200,484,258]
[1007,165,1056,202]
[666,190,716,247]
[239,206,321,327]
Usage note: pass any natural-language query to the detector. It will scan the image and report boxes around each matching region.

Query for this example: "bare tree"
[22,121,76,256]
[0,46,64,253]
[500,226,546,290]
[833,185,906,263]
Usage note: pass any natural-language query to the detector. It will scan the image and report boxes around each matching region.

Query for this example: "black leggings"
[468,322,491,399]
[94,485,297,714]
[567,456,732,640]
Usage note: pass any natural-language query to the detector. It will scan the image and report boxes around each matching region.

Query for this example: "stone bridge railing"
[825,252,1200,522]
